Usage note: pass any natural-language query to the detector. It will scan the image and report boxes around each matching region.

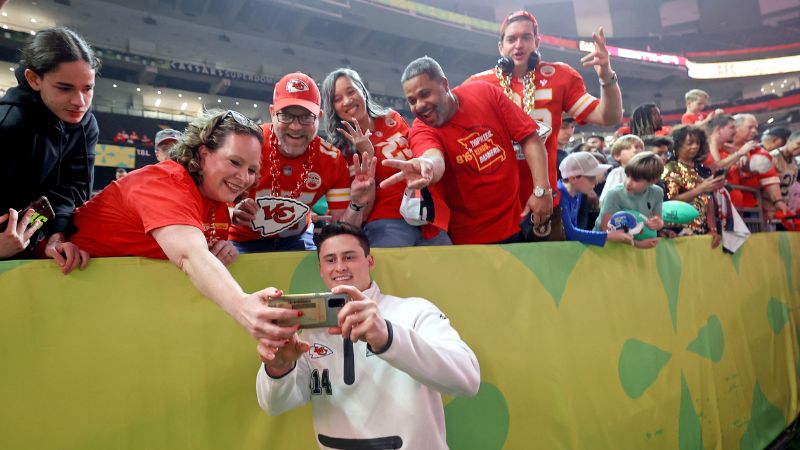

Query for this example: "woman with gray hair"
[68,110,301,347]
[321,68,450,247]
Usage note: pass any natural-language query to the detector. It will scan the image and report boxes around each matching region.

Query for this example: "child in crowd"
[643,135,672,165]
[558,152,633,247]
[681,89,723,126]
[595,152,664,249]
[599,134,644,203]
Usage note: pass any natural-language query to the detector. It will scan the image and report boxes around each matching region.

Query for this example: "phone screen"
[0,196,55,233]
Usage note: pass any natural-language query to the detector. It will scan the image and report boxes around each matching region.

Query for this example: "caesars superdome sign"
[169,61,279,85]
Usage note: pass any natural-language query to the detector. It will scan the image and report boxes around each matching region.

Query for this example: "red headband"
[500,10,538,37]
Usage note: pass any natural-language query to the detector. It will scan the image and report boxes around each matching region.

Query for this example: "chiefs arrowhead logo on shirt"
[251,196,310,237]
[310,343,334,359]
[286,79,309,93]
[539,65,556,77]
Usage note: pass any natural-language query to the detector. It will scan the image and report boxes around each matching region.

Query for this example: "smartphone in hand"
[0,196,55,233]
[272,293,349,328]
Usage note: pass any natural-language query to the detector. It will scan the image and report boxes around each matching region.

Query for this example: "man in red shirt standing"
[382,56,550,245]
[464,10,622,241]
[729,113,786,215]
[229,72,375,252]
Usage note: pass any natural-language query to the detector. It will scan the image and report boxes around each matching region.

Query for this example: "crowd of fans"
[2,13,799,361]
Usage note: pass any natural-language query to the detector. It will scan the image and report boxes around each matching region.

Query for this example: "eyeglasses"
[275,111,316,125]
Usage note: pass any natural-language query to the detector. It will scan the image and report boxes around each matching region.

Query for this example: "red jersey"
[681,112,709,125]
[617,125,671,136]
[465,61,600,207]
[367,110,413,223]
[734,147,780,209]
[228,124,351,241]
[409,82,539,244]
[71,161,226,259]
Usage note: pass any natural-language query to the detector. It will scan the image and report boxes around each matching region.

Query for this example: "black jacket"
[0,67,98,237]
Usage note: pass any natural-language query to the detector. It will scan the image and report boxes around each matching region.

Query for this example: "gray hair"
[401,56,446,84]
[733,113,756,127]
[321,68,390,156]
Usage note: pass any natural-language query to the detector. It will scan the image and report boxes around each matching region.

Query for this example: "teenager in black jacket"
[0,27,99,273]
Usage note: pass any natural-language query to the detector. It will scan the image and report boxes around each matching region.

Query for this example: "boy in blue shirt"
[558,152,632,247]
[595,151,664,249]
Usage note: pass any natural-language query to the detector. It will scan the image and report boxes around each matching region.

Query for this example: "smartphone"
[714,168,727,178]
[0,196,55,232]
[272,293,349,329]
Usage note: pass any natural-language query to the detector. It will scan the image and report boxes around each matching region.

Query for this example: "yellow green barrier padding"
[1,233,799,449]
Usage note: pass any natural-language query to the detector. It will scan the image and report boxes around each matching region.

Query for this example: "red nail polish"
[297,310,304,317]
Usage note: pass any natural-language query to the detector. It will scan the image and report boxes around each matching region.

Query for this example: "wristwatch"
[349,202,366,212]
[600,71,618,88]
[533,186,552,198]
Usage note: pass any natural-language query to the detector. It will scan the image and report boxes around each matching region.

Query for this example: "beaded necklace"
[268,130,315,199]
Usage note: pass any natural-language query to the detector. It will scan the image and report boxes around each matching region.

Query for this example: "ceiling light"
[112,83,117,88]
[29,31,35,35]
[197,96,202,100]
[767,118,774,124]
[180,102,187,111]
[178,93,182,98]
[136,87,141,92]
[253,103,258,108]
[8,67,13,71]
[1,26,8,30]
[1,12,7,17]
[157,90,162,95]
[217,99,221,103]
[30,18,37,23]
[154,98,161,107]
[235,101,239,105]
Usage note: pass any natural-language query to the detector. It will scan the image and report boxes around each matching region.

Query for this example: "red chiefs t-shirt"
[70,161,226,259]
[409,82,539,244]
[367,110,413,223]
[228,124,351,241]
[464,61,600,208]
[681,112,709,125]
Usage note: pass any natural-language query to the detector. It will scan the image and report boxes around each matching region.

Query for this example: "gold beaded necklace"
[495,64,536,115]
[268,129,315,199]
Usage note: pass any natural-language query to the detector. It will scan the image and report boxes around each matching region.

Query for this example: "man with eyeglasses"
[229,72,376,252]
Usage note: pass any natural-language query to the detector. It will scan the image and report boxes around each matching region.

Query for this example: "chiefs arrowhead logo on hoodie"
[309,343,334,359]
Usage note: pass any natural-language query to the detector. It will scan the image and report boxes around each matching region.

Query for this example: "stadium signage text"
[169,61,279,85]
